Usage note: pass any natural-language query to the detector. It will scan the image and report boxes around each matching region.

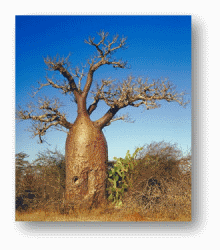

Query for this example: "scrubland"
[16,141,191,222]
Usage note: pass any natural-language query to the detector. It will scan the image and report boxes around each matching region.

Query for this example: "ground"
[15,203,191,222]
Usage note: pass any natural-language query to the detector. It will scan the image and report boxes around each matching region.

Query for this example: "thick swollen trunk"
[65,112,108,209]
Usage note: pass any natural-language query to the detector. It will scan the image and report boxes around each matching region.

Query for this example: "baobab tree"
[17,31,188,209]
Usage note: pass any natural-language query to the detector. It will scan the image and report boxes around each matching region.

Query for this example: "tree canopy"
[16,31,188,143]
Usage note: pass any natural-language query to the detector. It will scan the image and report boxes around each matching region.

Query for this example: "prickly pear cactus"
[107,147,143,207]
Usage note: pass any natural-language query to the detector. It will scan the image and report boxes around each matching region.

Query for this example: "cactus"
[107,147,143,206]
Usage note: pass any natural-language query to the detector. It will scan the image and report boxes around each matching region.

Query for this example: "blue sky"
[16,15,191,162]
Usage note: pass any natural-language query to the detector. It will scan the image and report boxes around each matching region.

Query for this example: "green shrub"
[107,147,143,206]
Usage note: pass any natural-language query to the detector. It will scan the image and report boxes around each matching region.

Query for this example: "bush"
[127,141,191,211]
[132,141,185,190]
[106,141,191,215]
[107,147,143,206]
[15,149,66,211]
[15,142,191,218]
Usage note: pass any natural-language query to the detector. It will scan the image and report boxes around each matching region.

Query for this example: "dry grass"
[16,177,191,222]
[16,142,191,222]
[15,196,191,222]
[16,175,191,222]
[15,209,191,222]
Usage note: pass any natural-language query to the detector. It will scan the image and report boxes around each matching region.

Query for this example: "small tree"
[32,149,66,210]
[15,153,39,210]
[16,31,188,209]
[15,153,30,203]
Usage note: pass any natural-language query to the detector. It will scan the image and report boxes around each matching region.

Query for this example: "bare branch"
[43,54,81,100]
[94,76,188,109]
[31,76,72,98]
[16,97,72,143]
[87,98,99,116]
[93,106,120,129]
[69,64,87,92]
[85,31,127,61]
[93,76,189,129]
[87,79,113,115]
[31,55,86,100]
[18,31,189,138]
[82,31,128,98]
[104,113,135,127]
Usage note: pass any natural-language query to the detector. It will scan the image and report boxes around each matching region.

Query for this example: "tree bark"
[65,106,108,209]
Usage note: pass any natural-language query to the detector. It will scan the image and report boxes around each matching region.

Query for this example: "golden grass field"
[15,210,191,222]
[15,198,191,222]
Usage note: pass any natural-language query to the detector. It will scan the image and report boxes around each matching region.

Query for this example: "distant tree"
[15,152,33,210]
[15,152,30,195]
[16,31,188,209]
[15,152,29,168]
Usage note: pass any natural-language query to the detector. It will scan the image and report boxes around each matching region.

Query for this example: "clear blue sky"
[16,15,191,162]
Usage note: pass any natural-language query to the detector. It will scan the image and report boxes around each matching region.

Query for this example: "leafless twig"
[92,76,188,129]
[16,97,72,143]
